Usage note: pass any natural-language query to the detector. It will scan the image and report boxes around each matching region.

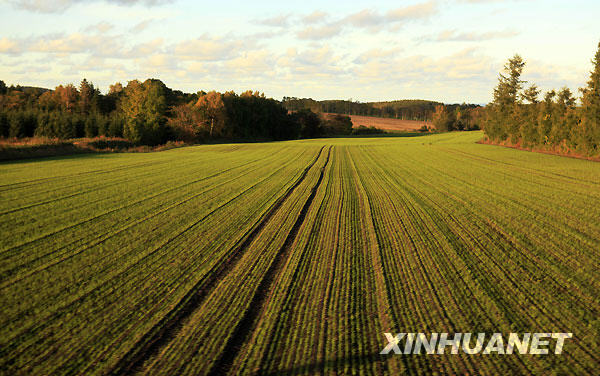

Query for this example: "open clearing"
[341,114,430,131]
[1,132,599,375]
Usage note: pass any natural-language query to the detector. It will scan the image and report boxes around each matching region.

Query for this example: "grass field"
[1,131,599,375]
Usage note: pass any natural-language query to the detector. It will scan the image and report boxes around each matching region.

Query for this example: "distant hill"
[368,99,442,108]
[9,85,51,96]
[282,97,443,121]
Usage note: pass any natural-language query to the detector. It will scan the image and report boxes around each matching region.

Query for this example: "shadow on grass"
[0,148,104,164]
[0,132,443,164]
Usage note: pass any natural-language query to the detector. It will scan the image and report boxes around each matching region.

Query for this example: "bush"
[352,125,385,135]
[322,114,353,135]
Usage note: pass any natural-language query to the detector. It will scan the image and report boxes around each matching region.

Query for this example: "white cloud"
[386,0,437,20]
[123,38,164,58]
[296,24,343,40]
[302,11,329,24]
[353,48,496,83]
[171,35,246,62]
[343,1,438,28]
[140,53,178,69]
[343,9,381,28]
[434,29,519,41]
[10,0,175,13]
[83,21,114,34]
[277,45,347,78]
[0,37,22,55]
[225,50,275,76]
[130,19,156,33]
[256,14,291,28]
[353,48,402,64]
[294,1,439,40]
[29,33,122,56]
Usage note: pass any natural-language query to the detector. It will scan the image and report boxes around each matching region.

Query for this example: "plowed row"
[1,132,598,375]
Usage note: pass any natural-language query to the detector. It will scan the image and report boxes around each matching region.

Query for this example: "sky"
[0,0,598,104]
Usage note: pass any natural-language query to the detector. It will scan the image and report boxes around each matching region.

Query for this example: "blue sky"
[0,0,598,103]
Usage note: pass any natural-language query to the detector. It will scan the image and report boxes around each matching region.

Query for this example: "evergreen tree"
[538,90,556,145]
[108,114,124,138]
[59,113,76,139]
[85,115,98,138]
[579,41,600,153]
[485,55,526,142]
[8,111,25,138]
[79,79,95,114]
[35,112,50,137]
[519,84,540,146]
[549,88,575,146]
[493,55,526,108]
[97,115,108,136]
[0,111,9,137]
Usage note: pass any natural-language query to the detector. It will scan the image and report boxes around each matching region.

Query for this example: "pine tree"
[486,55,526,142]
[79,79,94,115]
[0,111,8,137]
[549,88,575,146]
[85,115,98,138]
[579,41,600,153]
[493,55,526,109]
[8,111,25,138]
[520,84,540,146]
[538,90,556,145]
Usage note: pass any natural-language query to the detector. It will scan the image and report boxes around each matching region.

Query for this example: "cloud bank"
[11,0,174,13]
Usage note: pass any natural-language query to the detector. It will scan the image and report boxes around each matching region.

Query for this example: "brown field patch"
[325,113,431,131]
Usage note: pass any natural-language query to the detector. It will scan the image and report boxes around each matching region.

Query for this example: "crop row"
[353,142,599,374]
[2,133,599,375]
[0,143,323,374]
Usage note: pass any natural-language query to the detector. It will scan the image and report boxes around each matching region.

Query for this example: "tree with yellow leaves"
[195,91,226,137]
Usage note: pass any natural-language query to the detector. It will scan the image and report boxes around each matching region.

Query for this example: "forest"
[0,80,353,146]
[282,97,483,132]
[0,77,486,148]
[281,97,442,121]
[483,42,600,157]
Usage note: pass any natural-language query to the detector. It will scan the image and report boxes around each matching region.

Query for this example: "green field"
[1,131,599,375]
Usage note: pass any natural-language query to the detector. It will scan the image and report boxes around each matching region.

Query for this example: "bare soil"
[325,114,430,131]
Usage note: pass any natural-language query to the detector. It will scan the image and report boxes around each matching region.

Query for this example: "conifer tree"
[79,79,94,115]
[549,88,575,146]
[538,90,556,145]
[579,41,600,153]
[520,84,540,146]
[486,55,526,141]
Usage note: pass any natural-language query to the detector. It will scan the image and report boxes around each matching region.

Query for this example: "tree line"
[282,97,443,121]
[432,104,483,132]
[0,79,353,145]
[282,97,483,131]
[483,42,600,156]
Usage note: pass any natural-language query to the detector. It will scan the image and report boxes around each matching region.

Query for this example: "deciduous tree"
[195,91,226,137]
